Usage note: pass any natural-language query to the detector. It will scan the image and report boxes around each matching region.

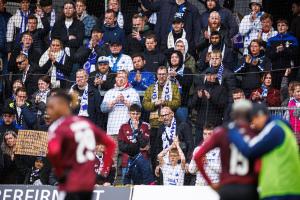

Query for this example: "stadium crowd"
[0,0,300,195]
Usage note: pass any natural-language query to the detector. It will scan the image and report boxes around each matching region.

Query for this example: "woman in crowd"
[288,82,300,145]
[39,38,72,88]
[0,131,18,184]
[167,50,193,123]
[250,72,281,107]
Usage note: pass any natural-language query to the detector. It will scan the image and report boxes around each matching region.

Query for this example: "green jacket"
[143,83,181,128]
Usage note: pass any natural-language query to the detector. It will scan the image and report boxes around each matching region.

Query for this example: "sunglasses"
[16,60,26,65]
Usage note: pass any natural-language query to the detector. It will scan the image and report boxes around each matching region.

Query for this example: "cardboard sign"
[15,130,48,156]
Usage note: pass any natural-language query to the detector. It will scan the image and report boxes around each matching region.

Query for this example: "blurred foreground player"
[194,100,259,200]
[228,103,300,200]
[47,90,116,200]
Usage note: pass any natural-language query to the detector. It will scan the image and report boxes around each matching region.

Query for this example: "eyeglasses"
[160,113,171,117]
[16,60,26,65]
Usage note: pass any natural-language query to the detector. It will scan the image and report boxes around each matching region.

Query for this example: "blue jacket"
[102,23,125,46]
[128,69,156,91]
[266,32,299,70]
[0,10,12,53]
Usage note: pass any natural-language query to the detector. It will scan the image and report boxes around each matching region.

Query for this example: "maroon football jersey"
[48,116,116,192]
[194,124,257,186]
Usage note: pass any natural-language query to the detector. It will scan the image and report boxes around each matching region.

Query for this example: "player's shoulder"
[213,125,228,135]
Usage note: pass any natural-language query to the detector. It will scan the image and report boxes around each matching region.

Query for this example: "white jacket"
[108,54,133,73]
[239,12,264,53]
[101,85,141,135]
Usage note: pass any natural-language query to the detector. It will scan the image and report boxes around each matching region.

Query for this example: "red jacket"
[118,120,150,167]
[250,87,281,107]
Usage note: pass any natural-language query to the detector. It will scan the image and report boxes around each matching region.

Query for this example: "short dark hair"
[233,88,245,95]
[76,0,86,5]
[16,87,27,96]
[157,66,168,73]
[39,75,51,85]
[276,18,289,25]
[145,34,157,42]
[131,53,145,60]
[105,9,117,18]
[129,104,142,113]
[28,14,38,22]
[203,123,215,130]
[260,13,273,22]
[52,89,72,104]
[210,31,221,37]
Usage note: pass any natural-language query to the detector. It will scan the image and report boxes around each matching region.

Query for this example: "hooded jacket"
[200,0,238,39]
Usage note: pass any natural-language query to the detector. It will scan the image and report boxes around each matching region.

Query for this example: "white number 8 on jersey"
[71,121,96,163]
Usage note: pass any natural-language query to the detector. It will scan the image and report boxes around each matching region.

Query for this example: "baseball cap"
[249,0,262,9]
[173,17,184,24]
[97,56,109,64]
[2,107,15,115]
[250,103,269,117]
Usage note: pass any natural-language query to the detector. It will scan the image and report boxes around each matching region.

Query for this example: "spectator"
[0,131,18,184]
[167,50,193,123]
[108,0,124,29]
[199,11,231,51]
[239,0,264,54]
[288,82,300,144]
[69,69,101,125]
[89,56,116,92]
[7,87,37,130]
[224,88,246,122]
[143,34,167,72]
[12,53,44,96]
[166,17,186,50]
[143,66,181,168]
[125,14,152,55]
[200,0,238,40]
[6,0,43,56]
[24,156,50,185]
[196,50,236,102]
[39,38,72,88]
[0,0,12,74]
[7,79,24,103]
[39,0,56,31]
[75,0,96,45]
[128,53,155,91]
[280,69,296,106]
[198,31,235,72]
[234,39,271,97]
[291,1,300,44]
[30,76,50,125]
[188,124,220,185]
[26,15,50,54]
[101,70,141,136]
[266,19,299,89]
[0,107,19,145]
[156,139,186,186]
[102,9,125,45]
[250,72,281,107]
[94,144,116,186]
[140,0,201,55]
[8,32,41,73]
[51,0,84,56]
[174,38,196,73]
[118,104,154,185]
[257,13,277,48]
[107,39,133,73]
[155,106,194,162]
[74,27,109,74]
[189,67,227,144]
